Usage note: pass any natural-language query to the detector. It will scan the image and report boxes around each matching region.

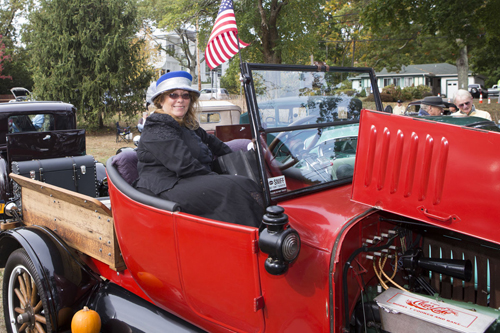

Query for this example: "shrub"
[382,84,404,102]
[380,93,394,102]
[337,89,357,96]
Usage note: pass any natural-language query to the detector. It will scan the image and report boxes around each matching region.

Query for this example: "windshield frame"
[241,63,383,205]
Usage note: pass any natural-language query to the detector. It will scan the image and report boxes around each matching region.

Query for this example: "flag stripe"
[205,0,249,70]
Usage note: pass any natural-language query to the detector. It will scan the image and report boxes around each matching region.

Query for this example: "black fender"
[0,226,102,331]
[0,157,10,204]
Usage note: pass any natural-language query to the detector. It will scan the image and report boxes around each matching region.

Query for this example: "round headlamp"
[281,229,301,262]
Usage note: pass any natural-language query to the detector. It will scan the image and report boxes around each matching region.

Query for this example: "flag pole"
[236,32,243,67]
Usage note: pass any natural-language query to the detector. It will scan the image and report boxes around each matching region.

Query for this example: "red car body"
[2,64,500,333]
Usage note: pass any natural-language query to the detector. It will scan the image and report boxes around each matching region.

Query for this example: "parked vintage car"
[9,87,32,102]
[1,63,500,333]
[488,84,499,97]
[0,101,107,211]
[468,83,489,98]
[198,87,230,100]
[198,100,243,135]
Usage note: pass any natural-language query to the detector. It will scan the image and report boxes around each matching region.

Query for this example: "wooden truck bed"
[9,173,125,271]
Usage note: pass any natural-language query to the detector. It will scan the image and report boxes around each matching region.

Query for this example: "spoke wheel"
[3,249,52,333]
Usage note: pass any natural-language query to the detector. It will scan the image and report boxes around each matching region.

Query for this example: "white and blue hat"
[151,71,200,101]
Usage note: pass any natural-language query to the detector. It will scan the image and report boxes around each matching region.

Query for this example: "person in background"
[453,89,492,120]
[137,111,148,133]
[447,103,458,114]
[393,99,405,115]
[135,71,263,227]
[418,96,445,116]
[32,114,45,130]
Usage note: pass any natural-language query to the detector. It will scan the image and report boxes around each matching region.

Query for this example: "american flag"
[205,0,249,70]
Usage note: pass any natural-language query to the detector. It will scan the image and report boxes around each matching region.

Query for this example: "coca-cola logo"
[406,300,458,316]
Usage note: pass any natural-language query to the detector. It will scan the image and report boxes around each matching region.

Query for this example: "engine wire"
[378,253,408,292]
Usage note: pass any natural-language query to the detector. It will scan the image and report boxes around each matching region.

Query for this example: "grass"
[85,126,138,164]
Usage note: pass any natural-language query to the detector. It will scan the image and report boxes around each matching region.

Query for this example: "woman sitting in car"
[135,71,263,227]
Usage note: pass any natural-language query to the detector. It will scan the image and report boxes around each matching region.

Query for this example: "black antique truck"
[0,100,108,219]
[1,64,500,333]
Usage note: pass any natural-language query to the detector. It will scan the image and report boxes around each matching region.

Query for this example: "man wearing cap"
[393,100,405,115]
[135,71,263,227]
[418,96,445,116]
[453,89,492,120]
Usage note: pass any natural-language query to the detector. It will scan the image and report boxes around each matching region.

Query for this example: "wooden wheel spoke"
[31,280,37,306]
[17,322,27,333]
[14,288,27,308]
[17,276,28,303]
[23,272,32,302]
[35,314,46,325]
[14,306,25,314]
[33,300,43,314]
[35,321,46,333]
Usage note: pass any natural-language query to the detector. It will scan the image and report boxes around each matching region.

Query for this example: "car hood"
[352,109,500,245]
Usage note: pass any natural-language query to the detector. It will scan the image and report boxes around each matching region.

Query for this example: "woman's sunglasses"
[168,93,191,100]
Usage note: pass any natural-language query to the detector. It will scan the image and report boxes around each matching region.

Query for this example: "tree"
[0,0,32,44]
[0,36,12,81]
[359,0,494,90]
[236,0,326,65]
[139,0,220,79]
[24,0,153,129]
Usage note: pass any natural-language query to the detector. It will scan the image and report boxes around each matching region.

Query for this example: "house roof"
[376,63,471,77]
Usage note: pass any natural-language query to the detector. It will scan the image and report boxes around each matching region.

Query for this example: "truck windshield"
[243,64,381,200]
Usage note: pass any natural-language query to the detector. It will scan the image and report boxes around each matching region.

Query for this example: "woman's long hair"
[153,90,200,130]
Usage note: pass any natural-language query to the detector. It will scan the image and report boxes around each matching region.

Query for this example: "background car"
[9,87,32,102]
[488,84,499,97]
[199,88,230,100]
[468,83,489,98]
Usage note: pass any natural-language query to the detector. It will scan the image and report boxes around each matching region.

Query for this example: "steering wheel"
[266,130,321,171]
[264,136,299,171]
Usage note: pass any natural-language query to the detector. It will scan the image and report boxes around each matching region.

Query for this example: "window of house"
[404,77,413,87]
[383,78,392,87]
[166,44,175,54]
[393,78,401,87]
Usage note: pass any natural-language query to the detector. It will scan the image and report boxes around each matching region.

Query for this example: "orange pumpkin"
[71,306,101,333]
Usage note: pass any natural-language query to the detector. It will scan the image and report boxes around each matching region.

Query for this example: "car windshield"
[243,64,381,200]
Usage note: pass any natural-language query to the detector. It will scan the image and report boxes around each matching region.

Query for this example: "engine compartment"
[337,211,500,333]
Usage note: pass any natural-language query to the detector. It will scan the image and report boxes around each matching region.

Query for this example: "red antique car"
[1,63,500,333]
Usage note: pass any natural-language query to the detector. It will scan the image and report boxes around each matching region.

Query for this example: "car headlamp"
[259,206,301,275]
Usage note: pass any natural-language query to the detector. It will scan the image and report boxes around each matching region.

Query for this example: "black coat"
[135,112,263,226]
[136,112,232,195]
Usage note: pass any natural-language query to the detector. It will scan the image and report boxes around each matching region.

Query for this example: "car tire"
[3,248,53,333]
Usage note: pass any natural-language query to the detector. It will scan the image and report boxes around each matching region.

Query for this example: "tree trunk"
[456,43,468,91]
[258,0,286,64]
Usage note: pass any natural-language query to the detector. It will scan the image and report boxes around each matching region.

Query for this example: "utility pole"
[196,18,201,91]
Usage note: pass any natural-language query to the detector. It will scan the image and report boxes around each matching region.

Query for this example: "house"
[150,29,229,89]
[350,63,485,99]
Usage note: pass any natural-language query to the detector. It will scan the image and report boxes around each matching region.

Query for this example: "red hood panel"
[352,110,500,245]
